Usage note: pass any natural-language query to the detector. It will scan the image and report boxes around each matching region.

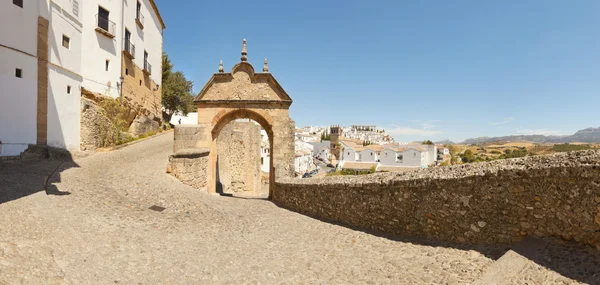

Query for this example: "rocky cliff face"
[80,88,161,150]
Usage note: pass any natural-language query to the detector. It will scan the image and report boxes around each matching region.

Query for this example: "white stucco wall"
[400,149,423,167]
[47,66,81,150]
[379,149,396,166]
[170,112,198,125]
[0,1,40,56]
[360,148,378,162]
[124,0,163,86]
[0,49,38,156]
[80,0,122,97]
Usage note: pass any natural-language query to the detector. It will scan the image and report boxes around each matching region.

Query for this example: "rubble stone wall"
[167,149,209,190]
[173,125,204,153]
[274,150,600,249]
[216,121,262,194]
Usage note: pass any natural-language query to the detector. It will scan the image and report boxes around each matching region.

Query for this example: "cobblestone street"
[0,133,597,284]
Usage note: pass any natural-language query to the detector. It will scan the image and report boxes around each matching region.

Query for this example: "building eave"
[149,0,166,29]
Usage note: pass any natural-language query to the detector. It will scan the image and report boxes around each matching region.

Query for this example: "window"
[62,35,70,49]
[136,1,141,18]
[125,68,129,75]
[139,80,142,86]
[105,60,109,71]
[72,0,79,17]
[67,85,72,94]
[98,6,110,31]
[15,68,22,78]
[261,157,264,165]
[397,154,403,162]
[13,0,23,8]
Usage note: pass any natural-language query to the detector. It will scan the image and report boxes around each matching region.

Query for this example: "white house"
[170,112,199,125]
[0,0,165,156]
[0,0,45,156]
[311,141,330,161]
[378,144,438,168]
[260,129,270,173]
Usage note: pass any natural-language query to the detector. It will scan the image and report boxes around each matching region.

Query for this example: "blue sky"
[156,0,600,142]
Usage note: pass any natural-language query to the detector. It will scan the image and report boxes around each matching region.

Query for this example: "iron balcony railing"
[136,10,145,28]
[143,60,152,74]
[95,14,115,37]
[124,38,135,58]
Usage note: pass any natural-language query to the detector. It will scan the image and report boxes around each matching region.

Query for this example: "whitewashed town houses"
[0,0,165,156]
[338,137,439,171]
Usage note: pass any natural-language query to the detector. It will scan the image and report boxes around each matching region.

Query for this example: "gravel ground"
[0,133,593,284]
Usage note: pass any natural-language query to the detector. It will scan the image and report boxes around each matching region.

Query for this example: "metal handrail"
[144,60,152,74]
[124,38,135,58]
[136,10,145,27]
[95,14,115,36]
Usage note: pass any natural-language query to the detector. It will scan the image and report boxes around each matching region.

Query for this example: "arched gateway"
[193,40,295,199]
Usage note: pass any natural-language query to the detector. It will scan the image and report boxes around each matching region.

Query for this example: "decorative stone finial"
[241,39,248,62]
[263,58,269,72]
[218,60,224,73]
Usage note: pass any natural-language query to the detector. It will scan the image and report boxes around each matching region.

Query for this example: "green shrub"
[551,143,592,152]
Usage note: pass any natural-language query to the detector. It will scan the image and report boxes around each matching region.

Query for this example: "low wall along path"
[274,150,600,249]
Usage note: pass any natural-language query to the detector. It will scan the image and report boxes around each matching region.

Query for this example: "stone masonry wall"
[121,55,162,136]
[173,125,204,153]
[216,121,262,194]
[167,149,209,190]
[274,150,600,249]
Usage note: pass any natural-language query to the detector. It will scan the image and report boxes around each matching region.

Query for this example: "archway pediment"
[195,62,292,105]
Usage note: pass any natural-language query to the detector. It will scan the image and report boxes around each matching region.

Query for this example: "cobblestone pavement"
[0,133,596,284]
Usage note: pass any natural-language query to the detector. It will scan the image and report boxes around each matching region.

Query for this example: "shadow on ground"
[0,145,79,204]
[275,203,600,284]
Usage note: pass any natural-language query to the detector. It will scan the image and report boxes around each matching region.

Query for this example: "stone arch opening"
[188,39,295,200]
[209,109,275,198]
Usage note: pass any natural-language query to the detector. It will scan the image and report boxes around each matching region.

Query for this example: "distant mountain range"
[460,127,600,145]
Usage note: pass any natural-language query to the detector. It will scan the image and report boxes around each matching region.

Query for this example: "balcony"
[143,60,152,75]
[123,39,135,59]
[95,14,115,38]
[135,11,145,29]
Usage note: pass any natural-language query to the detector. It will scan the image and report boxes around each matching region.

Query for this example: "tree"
[422,140,434,145]
[162,53,195,122]
[461,149,475,163]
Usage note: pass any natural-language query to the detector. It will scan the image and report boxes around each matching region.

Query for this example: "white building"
[311,141,330,161]
[260,129,270,173]
[0,0,165,156]
[338,136,438,171]
[170,112,199,125]
[294,139,315,174]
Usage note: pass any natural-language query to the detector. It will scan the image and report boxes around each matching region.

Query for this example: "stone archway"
[194,40,295,199]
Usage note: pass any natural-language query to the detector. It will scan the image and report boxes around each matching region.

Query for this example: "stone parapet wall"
[274,150,600,249]
[173,125,205,153]
[167,148,209,190]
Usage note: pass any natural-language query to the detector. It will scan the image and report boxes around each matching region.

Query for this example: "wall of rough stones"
[274,150,600,249]
[173,125,205,153]
[216,121,262,194]
[80,88,161,150]
[167,148,209,190]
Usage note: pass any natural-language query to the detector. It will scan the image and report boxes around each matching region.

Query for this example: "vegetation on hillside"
[551,143,593,152]
[421,140,434,145]
[162,52,195,122]
[98,98,133,147]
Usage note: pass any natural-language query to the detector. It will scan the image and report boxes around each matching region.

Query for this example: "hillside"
[461,127,600,145]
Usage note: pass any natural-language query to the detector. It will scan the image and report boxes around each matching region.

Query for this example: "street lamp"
[119,76,124,98]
